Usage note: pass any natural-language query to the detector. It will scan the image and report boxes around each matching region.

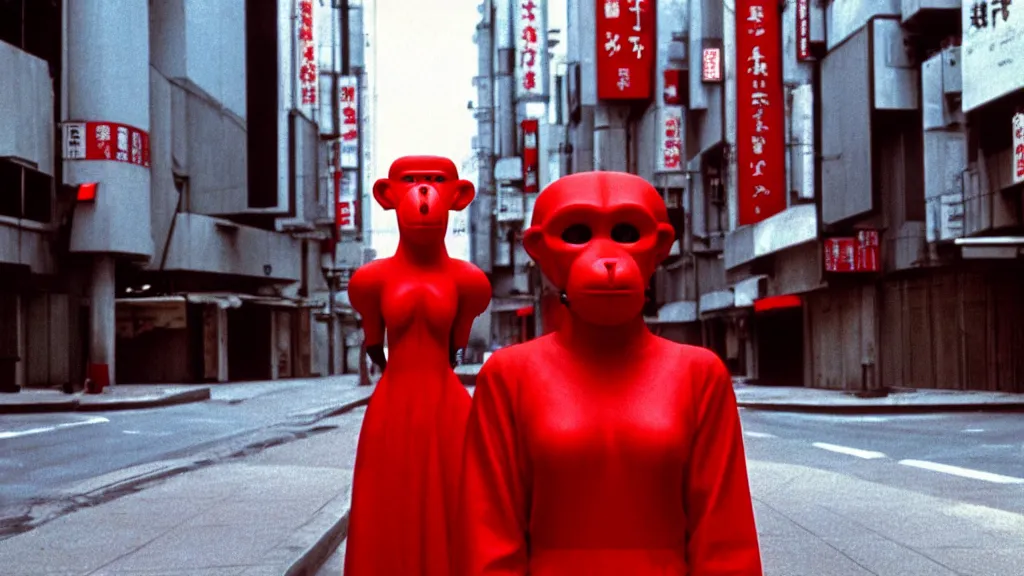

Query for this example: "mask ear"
[450,179,476,211]
[654,222,676,264]
[372,179,395,210]
[523,226,545,262]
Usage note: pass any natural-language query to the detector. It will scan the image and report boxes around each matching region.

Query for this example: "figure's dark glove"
[367,343,387,371]
[450,347,464,369]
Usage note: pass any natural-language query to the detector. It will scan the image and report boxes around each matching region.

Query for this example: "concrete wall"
[0,41,54,176]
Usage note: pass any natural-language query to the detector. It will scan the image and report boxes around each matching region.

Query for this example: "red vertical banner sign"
[296,0,317,108]
[795,0,811,61]
[595,0,656,100]
[736,0,787,226]
[521,119,540,193]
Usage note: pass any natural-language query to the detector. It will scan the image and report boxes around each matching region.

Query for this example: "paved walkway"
[0,385,212,414]
[0,384,372,576]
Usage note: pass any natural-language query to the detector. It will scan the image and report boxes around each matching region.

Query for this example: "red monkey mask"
[524,171,676,326]
[371,155,475,244]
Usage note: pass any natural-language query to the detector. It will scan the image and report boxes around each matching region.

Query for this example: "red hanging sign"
[736,0,787,226]
[595,0,656,101]
[522,119,540,193]
[62,121,151,168]
[823,231,880,273]
[663,69,683,105]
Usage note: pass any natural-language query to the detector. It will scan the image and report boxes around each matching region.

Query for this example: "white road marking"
[898,459,1024,484]
[0,416,110,440]
[743,431,777,438]
[962,428,985,433]
[812,442,887,460]
[121,430,173,437]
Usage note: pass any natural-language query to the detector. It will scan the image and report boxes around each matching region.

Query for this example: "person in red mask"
[458,171,763,575]
[345,156,491,576]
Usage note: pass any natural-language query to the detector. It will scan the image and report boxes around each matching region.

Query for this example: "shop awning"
[954,236,1024,259]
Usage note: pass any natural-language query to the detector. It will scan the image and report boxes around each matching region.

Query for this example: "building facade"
[0,0,373,392]
[472,0,1024,392]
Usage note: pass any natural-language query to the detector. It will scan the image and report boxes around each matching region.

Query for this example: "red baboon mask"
[523,171,675,326]
[372,156,476,246]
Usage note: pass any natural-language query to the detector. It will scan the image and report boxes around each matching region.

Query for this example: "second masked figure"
[344,156,492,576]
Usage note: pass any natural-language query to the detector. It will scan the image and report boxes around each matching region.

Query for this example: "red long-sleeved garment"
[458,336,763,575]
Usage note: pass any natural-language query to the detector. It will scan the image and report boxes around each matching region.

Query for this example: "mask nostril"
[419,203,429,215]
[419,186,429,196]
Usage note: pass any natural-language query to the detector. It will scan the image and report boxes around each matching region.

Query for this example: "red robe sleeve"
[685,353,763,575]
[459,355,529,576]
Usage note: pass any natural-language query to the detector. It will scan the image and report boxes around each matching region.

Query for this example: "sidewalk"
[0,385,372,576]
[0,385,212,414]
[457,364,1024,413]
[733,381,1024,413]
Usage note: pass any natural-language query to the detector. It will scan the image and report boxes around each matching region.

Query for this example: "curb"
[284,398,370,576]
[286,510,351,576]
[737,401,1024,414]
[0,387,212,415]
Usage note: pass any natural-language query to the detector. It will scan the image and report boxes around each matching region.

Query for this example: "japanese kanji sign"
[656,106,684,173]
[62,121,150,169]
[702,48,722,83]
[296,0,318,116]
[736,0,787,226]
[515,0,548,99]
[521,119,540,193]
[823,231,879,273]
[961,0,1022,111]
[596,0,655,100]
[336,168,358,234]
[339,76,359,169]
[1013,111,1024,184]
[796,0,811,61]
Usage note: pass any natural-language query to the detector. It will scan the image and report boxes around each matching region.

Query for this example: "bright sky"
[370,0,481,260]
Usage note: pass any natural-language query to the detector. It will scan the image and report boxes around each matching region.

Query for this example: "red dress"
[345,255,491,576]
[459,331,763,575]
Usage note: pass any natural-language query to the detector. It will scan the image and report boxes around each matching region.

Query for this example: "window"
[0,159,53,223]
[0,0,61,70]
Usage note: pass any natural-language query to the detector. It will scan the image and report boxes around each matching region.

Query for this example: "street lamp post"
[320,254,339,376]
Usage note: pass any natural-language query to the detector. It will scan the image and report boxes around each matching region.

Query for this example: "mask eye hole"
[434,176,446,183]
[611,223,641,244]
[401,176,415,183]
[561,224,592,245]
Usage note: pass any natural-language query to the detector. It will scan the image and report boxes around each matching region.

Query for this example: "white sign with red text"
[656,106,684,173]
[702,48,722,83]
[1013,111,1024,184]
[339,75,359,169]
[514,0,548,100]
[296,0,318,118]
[337,170,358,233]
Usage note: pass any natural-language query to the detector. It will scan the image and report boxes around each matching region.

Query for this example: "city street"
[743,409,1024,575]
[317,408,1024,576]
[0,377,368,538]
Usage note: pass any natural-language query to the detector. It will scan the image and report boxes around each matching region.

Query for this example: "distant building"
[0,0,373,391]
[471,0,1024,393]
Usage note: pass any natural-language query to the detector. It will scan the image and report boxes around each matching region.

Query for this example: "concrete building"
[0,0,372,392]
[473,0,1024,392]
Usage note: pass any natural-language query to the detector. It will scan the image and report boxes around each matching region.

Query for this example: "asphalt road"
[318,408,1024,576]
[742,409,1024,576]
[0,378,366,532]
